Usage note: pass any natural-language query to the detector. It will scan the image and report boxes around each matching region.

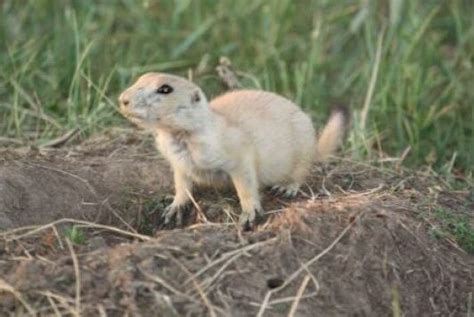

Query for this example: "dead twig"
[52,225,65,250]
[0,278,36,316]
[184,237,277,286]
[66,238,81,317]
[45,293,62,317]
[38,290,76,315]
[22,162,97,196]
[287,275,311,317]
[97,304,107,317]
[138,266,196,302]
[347,183,385,197]
[40,128,81,148]
[395,146,411,170]
[0,137,23,145]
[200,252,244,294]
[186,188,211,224]
[1,218,151,242]
[101,196,138,234]
[170,257,219,317]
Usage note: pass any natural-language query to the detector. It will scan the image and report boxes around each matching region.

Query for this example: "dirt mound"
[0,131,172,230]
[0,131,472,316]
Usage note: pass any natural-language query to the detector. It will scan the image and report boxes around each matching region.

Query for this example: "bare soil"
[0,130,472,316]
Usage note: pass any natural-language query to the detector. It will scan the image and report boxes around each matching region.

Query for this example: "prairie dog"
[119,72,348,229]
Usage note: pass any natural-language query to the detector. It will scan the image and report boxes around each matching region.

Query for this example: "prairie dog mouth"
[125,112,143,119]
[122,111,161,124]
[120,109,144,119]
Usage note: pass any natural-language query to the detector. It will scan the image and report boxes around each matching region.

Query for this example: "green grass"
[431,207,474,254]
[64,225,86,245]
[0,0,473,177]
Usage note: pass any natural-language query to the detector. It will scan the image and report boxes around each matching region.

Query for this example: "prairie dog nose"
[119,92,130,107]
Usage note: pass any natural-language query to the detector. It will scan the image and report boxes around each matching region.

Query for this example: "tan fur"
[316,111,346,161]
[119,72,347,229]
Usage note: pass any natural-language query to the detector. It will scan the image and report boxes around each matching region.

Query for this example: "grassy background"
[0,0,472,179]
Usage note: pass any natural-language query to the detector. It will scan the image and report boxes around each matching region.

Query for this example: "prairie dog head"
[119,73,208,131]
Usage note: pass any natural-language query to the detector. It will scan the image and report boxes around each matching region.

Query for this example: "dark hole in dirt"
[266,277,285,289]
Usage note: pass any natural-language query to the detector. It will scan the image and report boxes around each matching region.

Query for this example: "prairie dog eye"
[156,84,173,94]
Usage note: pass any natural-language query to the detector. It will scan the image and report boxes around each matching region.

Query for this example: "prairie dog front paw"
[239,206,263,231]
[162,202,192,228]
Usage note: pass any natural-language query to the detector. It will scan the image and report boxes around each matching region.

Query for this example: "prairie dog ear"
[190,89,201,104]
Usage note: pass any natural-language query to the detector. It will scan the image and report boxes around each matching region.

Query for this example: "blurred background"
[0,0,472,180]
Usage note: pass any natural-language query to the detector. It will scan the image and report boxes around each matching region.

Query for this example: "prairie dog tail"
[316,105,350,161]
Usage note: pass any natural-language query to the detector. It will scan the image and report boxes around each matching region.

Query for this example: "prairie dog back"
[210,90,316,185]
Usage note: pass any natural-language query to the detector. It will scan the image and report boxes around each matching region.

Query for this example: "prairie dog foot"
[162,202,191,228]
[270,184,300,198]
[239,207,263,231]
